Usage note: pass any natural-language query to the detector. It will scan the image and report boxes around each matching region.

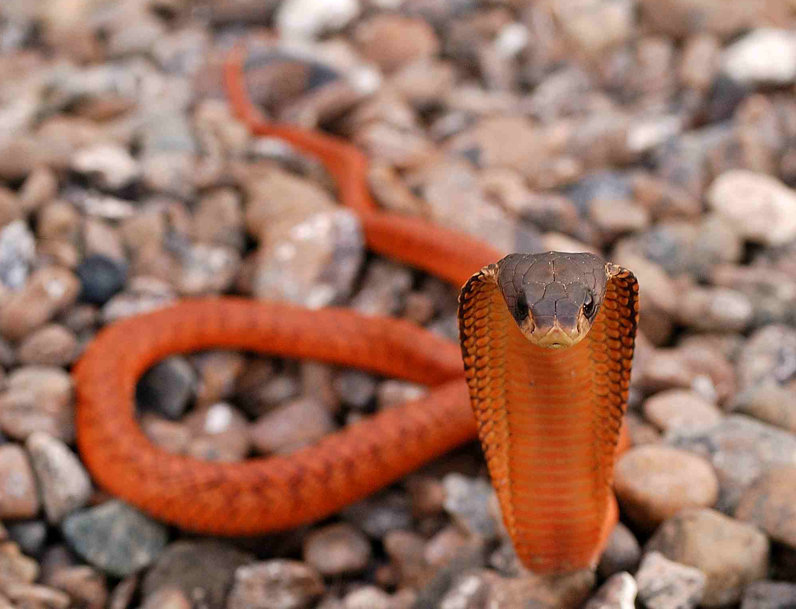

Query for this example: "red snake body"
[73,49,633,573]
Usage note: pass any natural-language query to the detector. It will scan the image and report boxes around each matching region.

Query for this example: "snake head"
[496,252,609,349]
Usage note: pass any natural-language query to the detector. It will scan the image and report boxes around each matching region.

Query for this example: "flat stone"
[707,170,796,246]
[251,398,335,455]
[303,523,372,576]
[722,29,796,86]
[667,415,796,512]
[142,541,252,609]
[735,465,796,549]
[62,501,168,577]
[442,474,498,540]
[226,560,324,609]
[26,432,91,524]
[643,389,722,432]
[584,572,637,609]
[0,444,39,519]
[46,565,108,609]
[136,356,196,420]
[615,445,719,529]
[75,255,128,305]
[636,552,705,609]
[71,144,139,190]
[17,324,78,366]
[0,366,74,442]
[742,581,796,609]
[355,15,439,73]
[645,508,769,607]
[597,522,641,579]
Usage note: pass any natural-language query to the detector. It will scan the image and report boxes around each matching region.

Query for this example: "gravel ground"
[1,0,796,608]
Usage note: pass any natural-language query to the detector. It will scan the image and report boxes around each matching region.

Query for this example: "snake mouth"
[519,318,588,349]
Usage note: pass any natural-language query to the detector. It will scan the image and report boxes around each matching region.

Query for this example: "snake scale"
[73,47,639,574]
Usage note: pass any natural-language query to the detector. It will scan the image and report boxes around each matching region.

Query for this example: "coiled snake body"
[73,49,639,574]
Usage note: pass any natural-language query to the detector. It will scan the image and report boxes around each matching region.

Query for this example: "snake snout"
[525,311,585,349]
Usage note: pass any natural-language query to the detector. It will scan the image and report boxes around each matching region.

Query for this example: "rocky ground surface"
[1,0,796,607]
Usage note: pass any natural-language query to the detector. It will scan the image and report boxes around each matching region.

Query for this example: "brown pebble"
[303,523,372,576]
[735,465,796,549]
[0,444,39,519]
[18,324,78,366]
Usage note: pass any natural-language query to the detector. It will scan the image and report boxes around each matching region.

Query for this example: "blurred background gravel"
[1,0,796,607]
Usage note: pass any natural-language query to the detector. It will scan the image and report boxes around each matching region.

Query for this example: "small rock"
[175,244,240,296]
[438,572,490,609]
[735,465,796,549]
[732,381,796,433]
[597,523,641,578]
[584,572,637,609]
[0,367,74,441]
[485,568,595,609]
[742,581,796,609]
[143,541,252,609]
[7,521,46,557]
[140,587,192,609]
[676,286,753,332]
[192,188,243,250]
[47,565,107,609]
[642,390,722,433]
[383,530,429,589]
[62,501,168,577]
[19,167,58,215]
[75,255,127,305]
[722,29,796,86]
[735,325,796,390]
[276,0,360,38]
[636,552,705,609]
[2,583,70,609]
[191,351,246,407]
[136,357,196,420]
[0,266,80,341]
[342,586,391,609]
[303,523,372,576]
[18,324,78,366]
[355,15,439,73]
[442,474,497,540]
[0,541,38,587]
[184,403,250,462]
[72,144,139,190]
[645,508,769,607]
[0,220,35,289]
[342,492,413,539]
[615,445,719,529]
[226,560,324,609]
[333,370,377,411]
[0,444,39,519]
[707,170,796,246]
[251,398,335,455]
[668,415,796,511]
[26,432,91,524]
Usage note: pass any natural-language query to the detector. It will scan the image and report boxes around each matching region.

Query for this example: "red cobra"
[73,47,633,574]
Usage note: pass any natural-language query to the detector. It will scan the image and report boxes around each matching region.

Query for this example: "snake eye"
[583,293,595,318]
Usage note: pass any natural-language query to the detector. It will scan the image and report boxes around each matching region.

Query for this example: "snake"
[72,47,639,575]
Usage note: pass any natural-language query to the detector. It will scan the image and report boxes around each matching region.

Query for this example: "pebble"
[184,402,250,462]
[75,255,127,305]
[642,389,723,433]
[0,220,35,289]
[71,144,139,190]
[442,474,498,540]
[383,530,429,588]
[276,0,360,39]
[226,560,325,609]
[142,541,252,609]
[342,492,413,539]
[47,565,108,609]
[676,285,753,332]
[191,350,246,407]
[615,445,719,529]
[721,29,796,86]
[0,266,80,341]
[742,581,796,609]
[62,501,168,577]
[251,398,335,455]
[303,523,372,576]
[732,381,796,433]
[645,508,769,607]
[0,541,38,587]
[0,366,74,441]
[136,356,196,420]
[735,325,796,390]
[484,568,595,609]
[341,586,391,609]
[0,444,39,519]
[707,170,796,246]
[735,465,796,549]
[597,522,641,578]
[26,432,91,524]
[7,521,47,557]
[17,324,78,366]
[355,15,439,73]
[668,415,796,512]
[635,552,706,609]
[2,583,70,609]
[583,572,637,609]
